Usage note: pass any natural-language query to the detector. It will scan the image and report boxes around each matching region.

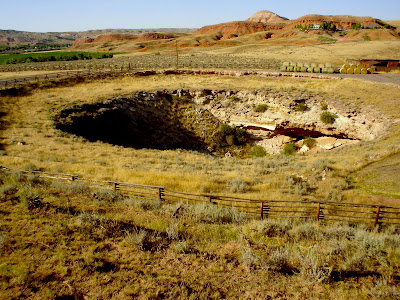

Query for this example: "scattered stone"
[28,197,42,210]
[225,152,232,158]
[299,144,309,154]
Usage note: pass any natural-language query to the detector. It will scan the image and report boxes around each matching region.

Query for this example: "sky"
[1,0,399,32]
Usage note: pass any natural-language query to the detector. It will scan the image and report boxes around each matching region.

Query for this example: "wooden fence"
[1,165,399,227]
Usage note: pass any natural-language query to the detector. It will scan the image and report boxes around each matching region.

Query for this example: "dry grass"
[0,73,399,205]
[0,173,399,299]
[208,40,400,66]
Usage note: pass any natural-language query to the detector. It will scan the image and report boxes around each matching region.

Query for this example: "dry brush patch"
[0,172,399,299]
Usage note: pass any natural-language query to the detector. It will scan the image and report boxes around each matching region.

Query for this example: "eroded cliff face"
[188,89,387,154]
[54,89,387,155]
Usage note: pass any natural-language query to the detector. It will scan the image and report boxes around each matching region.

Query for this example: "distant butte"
[247,10,289,23]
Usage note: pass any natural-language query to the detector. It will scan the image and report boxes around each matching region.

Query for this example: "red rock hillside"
[136,33,176,42]
[247,10,289,23]
[287,15,392,30]
[72,32,177,48]
[194,21,282,39]
[71,37,95,47]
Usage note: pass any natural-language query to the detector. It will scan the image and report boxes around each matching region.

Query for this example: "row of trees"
[3,52,113,65]
[295,22,338,32]
[0,43,71,54]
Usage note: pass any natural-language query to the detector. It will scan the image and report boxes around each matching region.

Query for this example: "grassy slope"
[207,39,400,65]
[1,173,399,299]
[0,74,399,205]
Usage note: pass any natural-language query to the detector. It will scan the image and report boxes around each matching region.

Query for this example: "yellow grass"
[207,40,400,66]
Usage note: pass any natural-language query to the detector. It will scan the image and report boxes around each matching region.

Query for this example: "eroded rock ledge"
[188,89,386,154]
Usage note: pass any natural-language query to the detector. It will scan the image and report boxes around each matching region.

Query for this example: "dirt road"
[0,70,399,89]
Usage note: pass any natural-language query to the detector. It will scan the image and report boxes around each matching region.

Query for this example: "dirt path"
[328,73,400,86]
[1,69,399,89]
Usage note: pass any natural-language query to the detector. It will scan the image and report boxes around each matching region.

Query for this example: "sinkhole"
[54,90,363,154]
[55,91,222,150]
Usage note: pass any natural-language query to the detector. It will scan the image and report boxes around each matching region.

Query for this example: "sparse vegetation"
[254,103,268,113]
[303,137,317,149]
[217,124,247,147]
[251,145,267,157]
[1,169,399,298]
[294,102,308,112]
[320,111,338,124]
[282,143,298,155]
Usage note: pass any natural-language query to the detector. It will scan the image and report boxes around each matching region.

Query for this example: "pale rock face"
[188,89,388,155]
[299,145,310,154]
[246,10,289,23]
[256,135,292,154]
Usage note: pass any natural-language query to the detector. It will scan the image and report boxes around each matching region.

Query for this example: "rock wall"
[188,89,387,154]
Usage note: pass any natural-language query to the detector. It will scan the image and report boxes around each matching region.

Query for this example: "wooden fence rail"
[1,165,399,226]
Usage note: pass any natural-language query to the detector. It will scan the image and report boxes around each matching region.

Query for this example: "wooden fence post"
[374,206,381,227]
[158,187,165,201]
[316,202,321,221]
[114,182,120,193]
[261,201,264,220]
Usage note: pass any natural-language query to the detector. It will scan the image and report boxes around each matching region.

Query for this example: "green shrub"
[125,229,147,250]
[218,124,247,147]
[169,241,189,254]
[229,95,241,102]
[51,181,91,195]
[254,104,268,113]
[227,177,250,193]
[303,137,317,149]
[189,202,246,224]
[282,143,298,155]
[257,219,293,238]
[93,189,123,202]
[320,112,337,124]
[281,175,314,195]
[251,145,267,157]
[321,103,328,111]
[294,103,308,112]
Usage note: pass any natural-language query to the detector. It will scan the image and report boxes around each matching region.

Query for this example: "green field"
[0,51,113,65]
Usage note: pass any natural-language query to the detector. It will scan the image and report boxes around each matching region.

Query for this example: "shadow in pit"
[55,95,209,151]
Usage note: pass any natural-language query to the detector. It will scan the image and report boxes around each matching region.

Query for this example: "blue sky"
[1,0,399,32]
